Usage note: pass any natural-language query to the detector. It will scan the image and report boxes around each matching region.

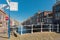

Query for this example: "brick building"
[0,9,8,32]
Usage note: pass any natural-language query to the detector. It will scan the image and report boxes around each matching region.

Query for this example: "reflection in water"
[17,26,27,34]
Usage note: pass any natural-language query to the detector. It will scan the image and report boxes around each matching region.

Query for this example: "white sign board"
[10,2,18,11]
[0,4,7,9]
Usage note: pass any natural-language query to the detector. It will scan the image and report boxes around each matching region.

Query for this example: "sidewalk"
[0,32,8,40]
[0,31,20,40]
[0,32,60,40]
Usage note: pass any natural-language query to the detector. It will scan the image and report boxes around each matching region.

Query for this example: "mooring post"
[31,24,33,34]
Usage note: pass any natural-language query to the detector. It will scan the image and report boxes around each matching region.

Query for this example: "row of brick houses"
[52,1,60,32]
[21,11,55,33]
[21,1,60,33]
[0,9,8,32]
[22,11,53,25]
[0,9,19,33]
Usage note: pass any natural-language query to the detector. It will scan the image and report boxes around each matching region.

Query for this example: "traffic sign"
[9,2,18,11]
[5,16,9,20]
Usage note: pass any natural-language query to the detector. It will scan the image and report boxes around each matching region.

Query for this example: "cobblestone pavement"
[0,32,60,40]
[0,33,8,40]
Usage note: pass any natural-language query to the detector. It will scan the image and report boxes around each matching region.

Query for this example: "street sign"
[10,2,18,11]
[6,0,18,11]
[0,0,18,39]
[5,16,9,20]
[0,4,7,9]
[0,0,18,11]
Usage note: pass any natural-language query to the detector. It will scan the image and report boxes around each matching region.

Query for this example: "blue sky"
[0,0,56,23]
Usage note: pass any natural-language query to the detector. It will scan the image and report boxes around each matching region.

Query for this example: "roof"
[0,9,7,15]
[53,1,60,7]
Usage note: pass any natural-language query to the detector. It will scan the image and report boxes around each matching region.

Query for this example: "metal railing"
[18,24,59,35]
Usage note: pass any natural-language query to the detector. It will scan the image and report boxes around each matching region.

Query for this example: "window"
[0,22,2,24]
[55,12,60,20]
[55,12,60,17]
[0,22,2,27]
[40,13,44,17]
[0,15,1,20]
[55,6,60,12]
[47,18,52,23]
[0,14,3,21]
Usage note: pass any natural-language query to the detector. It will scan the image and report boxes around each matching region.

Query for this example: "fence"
[18,24,60,35]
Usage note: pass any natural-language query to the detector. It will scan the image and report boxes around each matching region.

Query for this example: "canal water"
[16,25,60,34]
[16,26,31,34]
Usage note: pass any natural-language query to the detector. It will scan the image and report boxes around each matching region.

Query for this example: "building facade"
[53,1,60,32]
[22,11,54,32]
[0,9,8,32]
[21,1,60,33]
[0,9,20,33]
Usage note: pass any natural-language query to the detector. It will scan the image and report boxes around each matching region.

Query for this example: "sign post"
[8,9,10,39]
[0,0,18,39]
[6,0,18,39]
